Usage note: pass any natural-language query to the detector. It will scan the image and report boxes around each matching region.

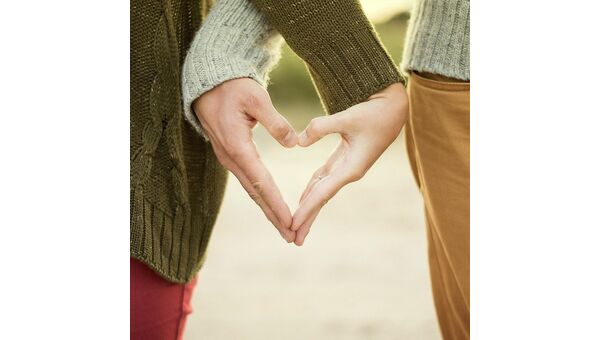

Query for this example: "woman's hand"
[194,78,298,243]
[291,83,409,246]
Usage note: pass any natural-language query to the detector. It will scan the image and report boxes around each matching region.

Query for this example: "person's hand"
[193,78,298,242]
[291,83,408,246]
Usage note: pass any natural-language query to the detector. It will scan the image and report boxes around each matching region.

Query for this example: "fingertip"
[276,210,293,232]
[283,130,298,148]
[298,131,311,147]
[284,233,294,243]
[293,227,308,246]
[278,228,294,243]
[291,214,304,231]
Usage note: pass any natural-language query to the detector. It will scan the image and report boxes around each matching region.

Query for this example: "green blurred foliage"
[268,12,410,129]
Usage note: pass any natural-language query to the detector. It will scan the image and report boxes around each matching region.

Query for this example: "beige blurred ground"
[185,125,441,340]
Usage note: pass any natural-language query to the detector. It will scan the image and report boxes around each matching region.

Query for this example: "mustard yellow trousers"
[406,72,470,340]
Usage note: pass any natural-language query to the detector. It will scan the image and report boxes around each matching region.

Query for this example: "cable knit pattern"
[401,0,470,80]
[181,0,283,138]
[131,0,228,284]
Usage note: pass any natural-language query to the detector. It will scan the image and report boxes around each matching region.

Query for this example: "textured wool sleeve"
[401,0,470,81]
[250,0,404,114]
[181,0,283,137]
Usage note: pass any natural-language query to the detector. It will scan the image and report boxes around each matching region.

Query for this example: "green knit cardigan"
[130,0,402,283]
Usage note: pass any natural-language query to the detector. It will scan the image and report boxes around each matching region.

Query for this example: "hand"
[193,78,298,242]
[291,83,409,246]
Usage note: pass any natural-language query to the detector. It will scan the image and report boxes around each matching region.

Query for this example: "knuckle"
[347,169,366,182]
[242,92,258,108]
[313,167,325,178]
[307,117,328,136]
[222,138,243,157]
[242,89,267,108]
[270,120,289,138]
[227,146,246,160]
[307,118,320,133]
[336,112,353,128]
[247,191,261,202]
[251,181,264,196]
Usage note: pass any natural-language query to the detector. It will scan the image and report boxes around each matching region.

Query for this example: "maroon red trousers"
[130,258,198,340]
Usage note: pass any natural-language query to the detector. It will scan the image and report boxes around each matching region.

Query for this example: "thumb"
[250,99,298,148]
[298,114,344,147]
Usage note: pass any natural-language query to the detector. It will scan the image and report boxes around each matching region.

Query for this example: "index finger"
[232,143,293,232]
[292,163,358,231]
[228,162,296,242]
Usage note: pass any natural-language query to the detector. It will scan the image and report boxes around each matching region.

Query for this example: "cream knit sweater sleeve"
[181,0,283,137]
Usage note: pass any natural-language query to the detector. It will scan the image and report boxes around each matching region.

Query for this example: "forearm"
[250,0,404,114]
[181,0,283,136]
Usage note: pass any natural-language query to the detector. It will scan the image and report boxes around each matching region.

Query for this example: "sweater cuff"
[250,0,404,115]
[181,0,283,139]
[181,58,268,139]
[305,27,405,114]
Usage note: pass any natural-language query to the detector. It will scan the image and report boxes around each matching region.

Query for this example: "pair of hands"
[193,78,408,246]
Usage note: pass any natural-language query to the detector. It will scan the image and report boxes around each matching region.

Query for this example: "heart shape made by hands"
[194,78,407,246]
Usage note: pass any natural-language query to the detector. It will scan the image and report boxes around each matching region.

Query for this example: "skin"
[291,83,409,246]
[195,78,408,246]
[193,78,298,243]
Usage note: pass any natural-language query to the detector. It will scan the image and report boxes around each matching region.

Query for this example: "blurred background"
[186,1,442,339]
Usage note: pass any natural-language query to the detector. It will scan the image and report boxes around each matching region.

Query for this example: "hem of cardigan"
[130,250,203,284]
[130,194,210,285]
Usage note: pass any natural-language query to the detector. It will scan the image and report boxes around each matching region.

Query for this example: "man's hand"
[193,78,298,242]
[291,83,409,246]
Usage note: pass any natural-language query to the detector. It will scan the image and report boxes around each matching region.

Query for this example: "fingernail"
[298,131,307,146]
[284,130,297,147]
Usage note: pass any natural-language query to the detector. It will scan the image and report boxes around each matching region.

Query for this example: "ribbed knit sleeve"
[181,0,283,137]
[401,0,470,81]
[251,0,404,114]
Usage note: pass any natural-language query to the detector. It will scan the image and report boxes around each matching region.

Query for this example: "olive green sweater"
[131,0,227,284]
[251,0,404,114]
[131,0,402,283]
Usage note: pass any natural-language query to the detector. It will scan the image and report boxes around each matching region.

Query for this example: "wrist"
[180,0,283,138]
